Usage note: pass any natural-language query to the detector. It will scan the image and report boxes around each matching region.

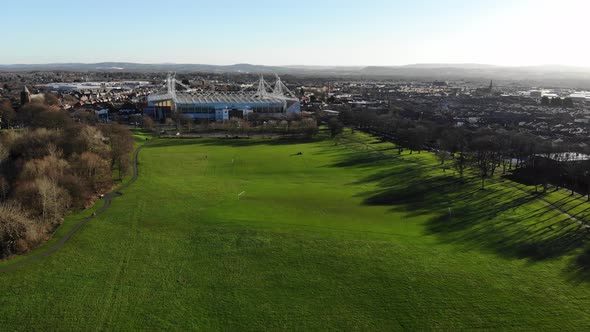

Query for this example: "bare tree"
[0,101,16,129]
[98,124,134,180]
[561,153,582,196]
[471,133,501,189]
[327,118,343,138]
[435,150,452,172]
[0,202,39,257]
[35,177,70,222]
[0,176,9,200]
[142,116,154,131]
[406,125,428,154]
[441,128,469,179]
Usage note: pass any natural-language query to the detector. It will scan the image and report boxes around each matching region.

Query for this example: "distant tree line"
[335,109,590,194]
[0,102,134,258]
[160,113,319,139]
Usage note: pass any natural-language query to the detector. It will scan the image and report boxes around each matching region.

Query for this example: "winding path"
[0,142,147,273]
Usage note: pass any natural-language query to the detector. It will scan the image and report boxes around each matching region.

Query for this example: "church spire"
[20,85,31,106]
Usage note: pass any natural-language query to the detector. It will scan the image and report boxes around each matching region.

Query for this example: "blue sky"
[1,0,588,66]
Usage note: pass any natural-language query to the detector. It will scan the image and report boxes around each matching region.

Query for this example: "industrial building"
[146,75,300,121]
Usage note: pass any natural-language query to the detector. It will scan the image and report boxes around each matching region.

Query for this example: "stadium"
[146,74,301,121]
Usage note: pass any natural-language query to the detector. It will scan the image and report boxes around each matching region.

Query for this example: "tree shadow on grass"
[328,143,590,281]
[331,153,396,168]
[426,208,587,260]
[372,174,589,264]
[146,139,203,149]
[564,245,590,283]
[199,136,325,147]
[148,136,328,149]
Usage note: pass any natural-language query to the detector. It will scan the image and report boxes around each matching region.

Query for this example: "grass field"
[2,132,590,330]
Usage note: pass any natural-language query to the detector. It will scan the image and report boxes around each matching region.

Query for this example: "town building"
[146,75,300,121]
[20,86,31,105]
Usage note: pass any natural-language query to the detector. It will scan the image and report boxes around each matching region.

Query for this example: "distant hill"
[2,62,590,86]
[397,63,499,69]
[0,62,283,73]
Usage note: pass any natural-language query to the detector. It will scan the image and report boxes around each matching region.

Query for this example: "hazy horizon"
[2,0,589,67]
[1,62,590,70]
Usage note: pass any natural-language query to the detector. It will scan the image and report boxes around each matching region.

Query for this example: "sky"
[1,0,589,67]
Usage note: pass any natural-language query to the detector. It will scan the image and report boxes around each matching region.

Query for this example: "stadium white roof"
[147,74,299,105]
[148,92,289,105]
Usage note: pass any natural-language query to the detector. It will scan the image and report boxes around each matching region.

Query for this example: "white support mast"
[254,75,273,98]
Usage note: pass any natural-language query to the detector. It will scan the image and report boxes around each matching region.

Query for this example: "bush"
[0,121,130,258]
[0,203,44,257]
[328,118,344,138]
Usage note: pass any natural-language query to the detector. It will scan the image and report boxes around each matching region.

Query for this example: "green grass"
[2,133,590,330]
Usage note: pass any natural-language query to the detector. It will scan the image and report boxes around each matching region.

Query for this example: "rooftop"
[149,92,289,105]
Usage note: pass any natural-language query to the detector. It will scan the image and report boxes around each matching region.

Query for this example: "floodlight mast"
[170,73,176,103]
[149,73,299,115]
[273,74,284,96]
[253,75,274,98]
[254,74,268,98]
[176,80,192,92]
[161,72,178,104]
[252,74,297,99]
[272,74,297,98]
